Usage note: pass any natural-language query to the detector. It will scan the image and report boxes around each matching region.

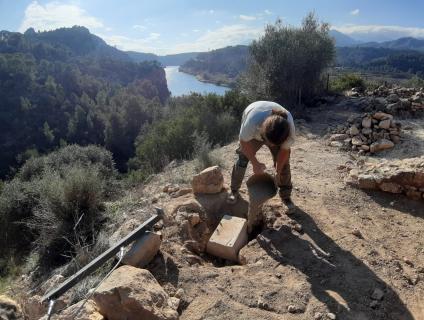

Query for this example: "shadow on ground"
[364,190,424,219]
[258,206,414,320]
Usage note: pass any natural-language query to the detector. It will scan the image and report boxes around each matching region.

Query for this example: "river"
[164,66,229,96]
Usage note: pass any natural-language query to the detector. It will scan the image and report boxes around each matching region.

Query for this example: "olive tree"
[241,13,335,107]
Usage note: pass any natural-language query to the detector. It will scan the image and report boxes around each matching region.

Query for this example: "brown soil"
[139,100,424,320]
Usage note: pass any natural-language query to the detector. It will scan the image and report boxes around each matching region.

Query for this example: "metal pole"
[42,207,164,302]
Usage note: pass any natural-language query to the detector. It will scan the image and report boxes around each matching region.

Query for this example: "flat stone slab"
[206,215,248,262]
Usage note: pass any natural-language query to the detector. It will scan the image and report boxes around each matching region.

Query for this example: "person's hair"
[260,109,290,145]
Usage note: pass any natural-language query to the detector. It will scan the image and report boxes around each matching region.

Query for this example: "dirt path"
[141,103,423,320]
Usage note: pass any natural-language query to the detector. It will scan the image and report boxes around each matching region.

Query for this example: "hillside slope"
[114,99,424,319]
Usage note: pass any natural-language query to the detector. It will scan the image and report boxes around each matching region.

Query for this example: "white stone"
[349,125,359,136]
[362,117,372,128]
[379,119,391,129]
[207,215,248,262]
[351,136,363,146]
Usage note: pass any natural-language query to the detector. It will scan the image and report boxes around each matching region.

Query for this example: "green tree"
[241,13,335,106]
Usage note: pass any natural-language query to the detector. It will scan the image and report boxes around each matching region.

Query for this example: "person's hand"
[252,162,266,175]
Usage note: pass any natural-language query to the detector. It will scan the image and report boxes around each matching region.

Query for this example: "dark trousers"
[230,140,292,199]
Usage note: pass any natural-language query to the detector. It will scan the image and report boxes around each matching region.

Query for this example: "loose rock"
[191,166,224,194]
[93,266,178,320]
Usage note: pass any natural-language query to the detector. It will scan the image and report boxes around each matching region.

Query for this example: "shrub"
[0,145,118,270]
[406,75,424,88]
[192,131,222,171]
[331,73,366,92]
[131,91,248,176]
[240,13,335,106]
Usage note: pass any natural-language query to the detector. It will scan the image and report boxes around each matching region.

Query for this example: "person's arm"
[276,148,290,174]
[240,140,266,174]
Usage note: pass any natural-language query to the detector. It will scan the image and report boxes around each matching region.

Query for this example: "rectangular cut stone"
[207,215,248,262]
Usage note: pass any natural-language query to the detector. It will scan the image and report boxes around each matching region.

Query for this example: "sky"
[1,0,424,55]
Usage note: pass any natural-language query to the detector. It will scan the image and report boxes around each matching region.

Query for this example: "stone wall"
[329,112,401,155]
[346,156,424,200]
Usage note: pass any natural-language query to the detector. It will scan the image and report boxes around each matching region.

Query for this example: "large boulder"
[92,266,178,320]
[191,166,224,194]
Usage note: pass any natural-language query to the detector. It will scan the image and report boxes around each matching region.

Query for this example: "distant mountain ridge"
[358,37,424,52]
[0,26,131,61]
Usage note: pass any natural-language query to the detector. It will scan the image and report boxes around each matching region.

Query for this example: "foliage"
[180,45,249,86]
[330,73,366,92]
[0,145,117,270]
[131,90,250,175]
[0,27,169,178]
[192,131,222,171]
[241,13,335,106]
[336,47,424,77]
[405,75,424,88]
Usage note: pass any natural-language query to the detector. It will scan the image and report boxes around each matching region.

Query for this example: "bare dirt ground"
[132,100,424,320]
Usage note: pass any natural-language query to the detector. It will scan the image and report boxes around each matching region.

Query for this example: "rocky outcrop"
[191,166,224,194]
[329,112,401,154]
[347,156,424,200]
[92,265,179,320]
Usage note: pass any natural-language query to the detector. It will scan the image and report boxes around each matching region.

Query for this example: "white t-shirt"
[239,101,295,150]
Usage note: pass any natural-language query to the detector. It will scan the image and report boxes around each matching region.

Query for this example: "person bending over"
[228,100,296,213]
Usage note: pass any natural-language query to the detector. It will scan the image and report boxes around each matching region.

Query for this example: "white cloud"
[99,33,164,53]
[334,24,424,41]
[172,24,262,53]
[192,29,200,33]
[19,1,104,32]
[102,24,261,55]
[133,24,146,31]
[239,15,256,21]
[350,9,360,16]
[264,10,272,15]
[149,32,160,40]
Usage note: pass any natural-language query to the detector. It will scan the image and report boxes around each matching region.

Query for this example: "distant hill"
[175,42,424,86]
[329,30,362,47]
[179,45,249,87]
[337,46,424,77]
[127,51,200,66]
[358,37,424,52]
[14,26,131,61]
[0,26,170,176]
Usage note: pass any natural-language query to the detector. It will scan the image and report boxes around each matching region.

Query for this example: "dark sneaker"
[227,191,240,204]
[282,198,296,215]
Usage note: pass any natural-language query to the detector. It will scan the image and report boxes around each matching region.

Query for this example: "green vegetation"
[406,75,424,88]
[180,45,249,87]
[130,91,250,179]
[0,145,118,272]
[0,26,169,178]
[241,13,335,106]
[330,73,366,92]
[336,47,424,78]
